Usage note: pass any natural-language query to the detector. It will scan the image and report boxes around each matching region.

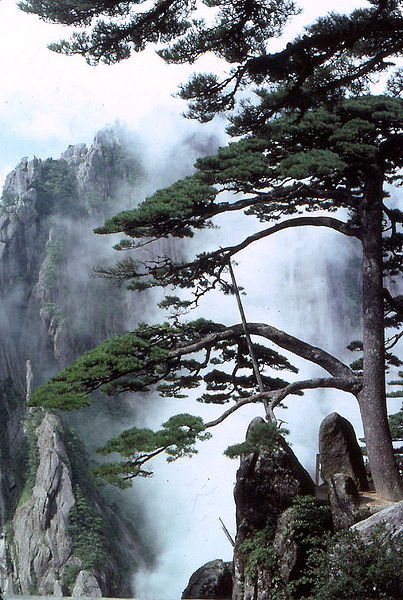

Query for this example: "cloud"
[0,0,369,189]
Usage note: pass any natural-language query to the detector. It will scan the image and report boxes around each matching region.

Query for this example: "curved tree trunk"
[358,179,403,501]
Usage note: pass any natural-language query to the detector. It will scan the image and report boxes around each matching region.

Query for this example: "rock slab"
[182,559,232,599]
[319,412,369,490]
[351,500,403,539]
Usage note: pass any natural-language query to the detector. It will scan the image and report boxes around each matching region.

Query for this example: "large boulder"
[234,419,315,542]
[181,559,232,599]
[233,418,315,600]
[319,412,369,490]
[351,500,403,539]
[72,570,102,597]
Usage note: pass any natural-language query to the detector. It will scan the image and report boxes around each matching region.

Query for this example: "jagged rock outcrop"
[8,409,142,596]
[0,129,144,379]
[232,418,315,600]
[0,130,148,596]
[182,559,232,599]
[319,412,369,491]
[10,411,76,594]
[234,419,315,541]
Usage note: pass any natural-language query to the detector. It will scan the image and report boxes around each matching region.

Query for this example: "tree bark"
[358,178,403,501]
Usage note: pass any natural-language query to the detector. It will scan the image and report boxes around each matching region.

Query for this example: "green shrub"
[0,191,18,207]
[33,159,83,217]
[240,526,276,579]
[311,524,403,599]
[225,421,289,458]
[68,486,106,571]
[239,496,333,600]
[62,564,81,592]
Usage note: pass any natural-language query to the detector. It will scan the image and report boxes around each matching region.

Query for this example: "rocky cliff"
[0,128,153,595]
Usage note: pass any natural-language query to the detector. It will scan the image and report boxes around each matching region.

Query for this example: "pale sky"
[0,0,369,187]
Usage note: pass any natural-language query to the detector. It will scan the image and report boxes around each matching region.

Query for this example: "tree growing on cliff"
[25,0,403,500]
[31,94,403,501]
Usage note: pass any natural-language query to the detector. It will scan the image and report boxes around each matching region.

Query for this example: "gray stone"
[60,143,88,167]
[72,570,102,597]
[319,412,369,490]
[273,508,299,584]
[232,418,315,600]
[351,500,403,540]
[328,473,360,529]
[234,418,315,542]
[182,559,232,599]
[11,412,75,594]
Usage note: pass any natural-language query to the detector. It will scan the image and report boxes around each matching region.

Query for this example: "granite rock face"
[0,130,146,596]
[182,559,232,599]
[232,418,315,600]
[11,412,75,594]
[351,500,403,539]
[319,412,369,491]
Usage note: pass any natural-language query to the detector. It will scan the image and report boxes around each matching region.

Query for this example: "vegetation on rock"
[34,159,83,217]
[311,524,403,599]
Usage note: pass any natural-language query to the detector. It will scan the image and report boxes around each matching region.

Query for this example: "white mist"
[129,210,366,598]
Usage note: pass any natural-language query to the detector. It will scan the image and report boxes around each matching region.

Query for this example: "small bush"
[68,486,106,571]
[311,524,403,599]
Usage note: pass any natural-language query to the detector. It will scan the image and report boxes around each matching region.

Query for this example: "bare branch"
[269,376,361,409]
[386,331,403,351]
[208,215,359,264]
[204,397,259,428]
[171,322,354,379]
[204,375,361,429]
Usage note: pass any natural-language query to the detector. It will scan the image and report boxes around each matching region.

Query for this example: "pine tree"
[31,95,403,500]
[19,0,403,119]
[24,0,403,500]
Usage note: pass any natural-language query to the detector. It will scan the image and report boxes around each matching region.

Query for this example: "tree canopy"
[20,0,403,123]
[25,0,403,500]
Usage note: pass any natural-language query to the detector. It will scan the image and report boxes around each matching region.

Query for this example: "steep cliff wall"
[0,129,150,595]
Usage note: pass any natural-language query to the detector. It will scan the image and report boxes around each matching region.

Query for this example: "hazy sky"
[0,0,368,187]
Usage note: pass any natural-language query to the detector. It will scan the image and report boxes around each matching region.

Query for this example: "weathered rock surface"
[11,412,76,594]
[328,473,361,529]
[351,500,403,539]
[319,412,369,490]
[182,559,232,599]
[0,132,147,596]
[234,418,315,542]
[72,570,103,597]
[232,418,315,600]
[272,508,300,585]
